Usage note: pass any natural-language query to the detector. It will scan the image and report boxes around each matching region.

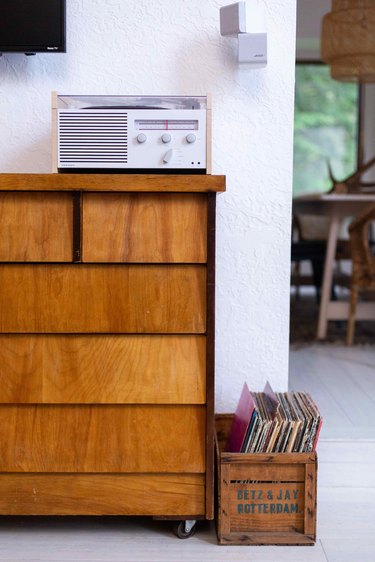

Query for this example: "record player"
[52,93,211,174]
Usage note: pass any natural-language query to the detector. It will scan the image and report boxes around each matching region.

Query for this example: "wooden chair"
[291,212,351,303]
[291,213,326,301]
[328,155,375,194]
[347,205,375,345]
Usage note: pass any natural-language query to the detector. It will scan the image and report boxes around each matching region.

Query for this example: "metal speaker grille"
[58,111,128,164]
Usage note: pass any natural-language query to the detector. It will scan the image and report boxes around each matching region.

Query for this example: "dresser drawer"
[0,264,206,333]
[82,193,207,263]
[0,473,205,516]
[0,334,206,404]
[0,192,72,262]
[0,405,206,473]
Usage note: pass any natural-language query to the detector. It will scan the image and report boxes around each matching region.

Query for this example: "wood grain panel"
[304,463,317,537]
[0,473,205,515]
[229,482,305,533]
[218,532,315,546]
[82,193,207,263]
[225,464,305,482]
[0,265,206,333]
[205,192,216,520]
[0,405,205,473]
[0,173,226,192]
[0,335,206,404]
[0,192,72,261]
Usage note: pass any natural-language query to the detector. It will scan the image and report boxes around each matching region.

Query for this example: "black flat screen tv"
[0,0,66,54]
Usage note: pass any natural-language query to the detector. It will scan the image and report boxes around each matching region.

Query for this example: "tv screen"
[0,0,66,53]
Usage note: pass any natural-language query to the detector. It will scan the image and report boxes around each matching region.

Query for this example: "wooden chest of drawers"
[0,173,225,521]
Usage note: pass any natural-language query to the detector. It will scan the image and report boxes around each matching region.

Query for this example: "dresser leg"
[173,520,197,539]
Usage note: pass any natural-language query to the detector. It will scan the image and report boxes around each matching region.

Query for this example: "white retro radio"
[52,93,211,174]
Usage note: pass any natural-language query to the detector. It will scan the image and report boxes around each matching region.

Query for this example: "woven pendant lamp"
[321,0,375,82]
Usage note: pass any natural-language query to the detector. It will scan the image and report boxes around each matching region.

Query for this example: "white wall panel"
[0,0,297,409]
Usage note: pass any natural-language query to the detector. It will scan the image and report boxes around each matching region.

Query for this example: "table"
[293,193,375,339]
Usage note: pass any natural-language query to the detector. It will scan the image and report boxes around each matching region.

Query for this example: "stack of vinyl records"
[226,382,322,453]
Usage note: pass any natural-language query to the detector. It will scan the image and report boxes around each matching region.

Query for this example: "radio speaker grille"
[58,111,128,165]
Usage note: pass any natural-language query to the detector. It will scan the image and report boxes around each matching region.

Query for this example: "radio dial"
[163,149,174,164]
[161,133,171,144]
[136,133,147,144]
[186,133,196,144]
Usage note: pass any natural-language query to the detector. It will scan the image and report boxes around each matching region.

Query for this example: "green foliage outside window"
[293,64,358,195]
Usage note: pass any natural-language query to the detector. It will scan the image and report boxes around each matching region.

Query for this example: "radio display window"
[135,120,198,131]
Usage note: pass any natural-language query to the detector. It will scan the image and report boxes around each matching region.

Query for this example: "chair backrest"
[329,156,375,194]
[349,205,375,286]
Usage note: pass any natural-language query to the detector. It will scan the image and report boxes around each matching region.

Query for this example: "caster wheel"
[173,520,197,539]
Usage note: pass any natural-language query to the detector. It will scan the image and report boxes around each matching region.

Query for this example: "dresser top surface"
[0,174,226,193]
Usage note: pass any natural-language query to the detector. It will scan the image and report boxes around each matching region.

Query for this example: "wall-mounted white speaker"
[220,1,267,67]
[238,32,267,67]
[220,2,247,37]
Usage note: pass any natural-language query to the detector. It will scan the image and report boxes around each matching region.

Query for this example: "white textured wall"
[0,0,296,410]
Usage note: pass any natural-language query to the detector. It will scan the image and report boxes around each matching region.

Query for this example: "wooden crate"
[215,414,317,546]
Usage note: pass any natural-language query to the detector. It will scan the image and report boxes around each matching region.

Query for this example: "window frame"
[294,60,362,192]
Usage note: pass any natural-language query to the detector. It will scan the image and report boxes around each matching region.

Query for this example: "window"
[293,64,359,196]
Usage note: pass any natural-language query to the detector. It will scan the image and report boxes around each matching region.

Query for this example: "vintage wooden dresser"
[0,173,225,527]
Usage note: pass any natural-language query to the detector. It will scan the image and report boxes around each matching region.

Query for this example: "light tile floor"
[0,344,374,561]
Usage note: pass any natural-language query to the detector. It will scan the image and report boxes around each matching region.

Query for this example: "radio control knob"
[163,149,174,164]
[186,133,196,144]
[136,133,147,144]
[161,133,171,144]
